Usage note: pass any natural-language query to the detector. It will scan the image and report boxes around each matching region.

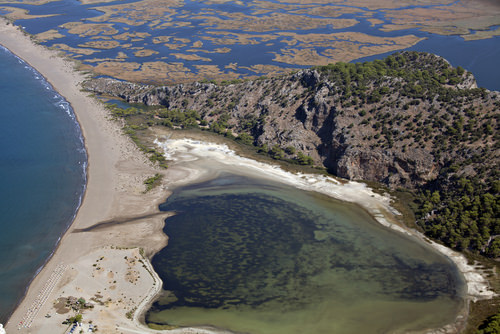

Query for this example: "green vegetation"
[465,296,500,334]
[63,314,83,324]
[311,52,499,257]
[106,102,318,168]
[296,151,314,165]
[125,307,137,320]
[314,52,470,105]
[476,309,500,334]
[147,323,178,330]
[416,175,499,256]
[143,173,163,193]
[235,132,254,145]
[156,108,201,129]
[106,104,168,168]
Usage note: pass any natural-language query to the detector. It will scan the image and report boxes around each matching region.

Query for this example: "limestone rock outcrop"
[84,52,498,189]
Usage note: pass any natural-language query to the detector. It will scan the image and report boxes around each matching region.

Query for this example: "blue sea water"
[0,46,86,322]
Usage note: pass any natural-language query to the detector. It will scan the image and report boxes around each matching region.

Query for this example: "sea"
[0,0,499,329]
[0,46,86,322]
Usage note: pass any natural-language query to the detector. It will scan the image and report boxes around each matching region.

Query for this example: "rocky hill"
[85,52,496,188]
[84,51,499,256]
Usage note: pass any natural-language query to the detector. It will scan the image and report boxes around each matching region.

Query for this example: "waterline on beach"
[0,45,87,322]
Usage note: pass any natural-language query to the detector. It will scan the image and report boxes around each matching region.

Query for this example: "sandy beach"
[0,18,171,333]
[0,17,496,334]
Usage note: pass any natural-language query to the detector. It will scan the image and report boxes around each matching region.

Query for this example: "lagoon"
[147,174,466,334]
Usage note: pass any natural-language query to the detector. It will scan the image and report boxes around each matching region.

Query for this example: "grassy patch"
[147,323,178,330]
[143,173,162,193]
[464,296,500,334]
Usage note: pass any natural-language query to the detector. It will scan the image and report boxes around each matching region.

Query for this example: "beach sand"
[0,19,171,333]
[0,18,496,334]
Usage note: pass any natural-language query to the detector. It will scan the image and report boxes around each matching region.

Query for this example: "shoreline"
[0,41,88,323]
[0,18,171,333]
[0,18,495,334]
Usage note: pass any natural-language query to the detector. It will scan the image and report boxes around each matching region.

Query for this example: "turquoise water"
[0,46,86,322]
[147,175,466,334]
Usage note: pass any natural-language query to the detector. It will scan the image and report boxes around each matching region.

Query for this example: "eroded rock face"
[84,52,498,189]
[85,78,152,101]
[334,148,438,187]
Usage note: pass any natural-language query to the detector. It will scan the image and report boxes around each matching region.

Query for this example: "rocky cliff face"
[84,52,499,189]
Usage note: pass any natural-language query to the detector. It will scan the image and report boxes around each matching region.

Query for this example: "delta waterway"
[4,0,500,90]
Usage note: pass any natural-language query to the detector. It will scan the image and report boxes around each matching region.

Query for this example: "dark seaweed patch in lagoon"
[147,174,466,334]
[0,46,86,322]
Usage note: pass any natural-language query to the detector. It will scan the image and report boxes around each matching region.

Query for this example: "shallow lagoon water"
[147,174,465,334]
